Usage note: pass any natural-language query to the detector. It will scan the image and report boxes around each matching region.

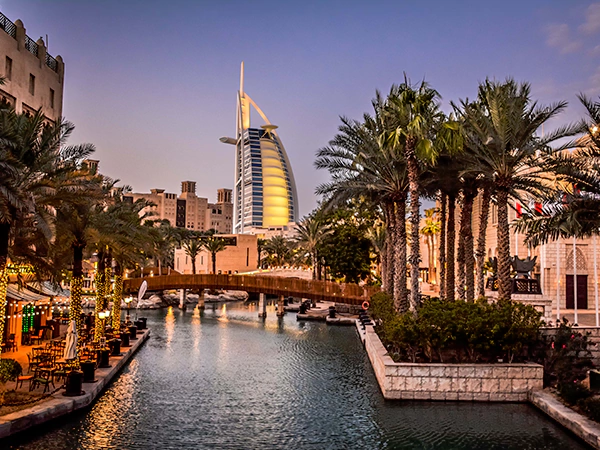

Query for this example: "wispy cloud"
[545,24,582,54]
[580,3,600,34]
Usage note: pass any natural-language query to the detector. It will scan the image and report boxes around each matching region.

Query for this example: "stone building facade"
[0,11,64,121]
[128,183,233,234]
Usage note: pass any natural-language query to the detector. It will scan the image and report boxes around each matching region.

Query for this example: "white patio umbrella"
[136,280,148,320]
[63,320,78,360]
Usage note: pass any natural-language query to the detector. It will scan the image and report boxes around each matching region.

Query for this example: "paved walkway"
[1,337,67,396]
[0,329,150,438]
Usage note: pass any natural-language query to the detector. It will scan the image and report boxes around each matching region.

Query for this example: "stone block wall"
[361,323,543,402]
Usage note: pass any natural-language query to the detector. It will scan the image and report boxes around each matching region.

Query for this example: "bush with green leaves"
[0,359,22,383]
[534,318,594,401]
[370,294,543,363]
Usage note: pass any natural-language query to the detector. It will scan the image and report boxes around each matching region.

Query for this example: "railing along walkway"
[123,274,379,305]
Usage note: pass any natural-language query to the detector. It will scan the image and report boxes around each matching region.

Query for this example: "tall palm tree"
[457,79,579,300]
[53,172,114,338]
[0,109,95,349]
[294,214,333,280]
[316,92,410,311]
[385,80,460,310]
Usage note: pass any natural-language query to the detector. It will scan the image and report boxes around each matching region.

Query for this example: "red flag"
[534,202,543,214]
[516,202,522,218]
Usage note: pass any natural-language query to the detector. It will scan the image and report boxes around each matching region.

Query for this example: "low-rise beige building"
[0,11,64,121]
[174,234,258,274]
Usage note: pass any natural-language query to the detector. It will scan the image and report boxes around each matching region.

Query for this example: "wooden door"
[566,275,588,309]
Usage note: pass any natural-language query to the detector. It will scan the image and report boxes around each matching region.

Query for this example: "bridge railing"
[122,274,380,305]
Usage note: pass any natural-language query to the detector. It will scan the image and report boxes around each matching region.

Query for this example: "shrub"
[580,397,600,422]
[370,295,543,363]
[558,381,591,405]
[0,359,22,383]
[535,318,594,389]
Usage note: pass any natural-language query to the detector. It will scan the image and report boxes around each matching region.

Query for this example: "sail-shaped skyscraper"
[220,63,298,234]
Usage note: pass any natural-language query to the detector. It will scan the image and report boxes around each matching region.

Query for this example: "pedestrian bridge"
[122,274,378,305]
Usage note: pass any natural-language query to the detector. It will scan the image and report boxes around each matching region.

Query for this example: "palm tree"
[183,233,203,274]
[385,79,459,310]
[316,92,410,311]
[294,214,333,280]
[457,79,579,300]
[53,172,114,338]
[262,236,293,268]
[202,236,228,274]
[420,208,440,286]
[0,109,95,349]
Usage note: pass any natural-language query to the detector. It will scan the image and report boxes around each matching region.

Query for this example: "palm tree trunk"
[212,252,216,274]
[496,190,512,300]
[112,262,123,330]
[384,202,395,295]
[438,193,447,299]
[0,223,10,354]
[407,154,421,312]
[94,254,106,342]
[70,242,85,339]
[446,194,456,301]
[463,191,476,301]
[312,251,317,280]
[476,186,491,297]
[394,198,408,312]
[192,257,196,275]
[457,203,466,301]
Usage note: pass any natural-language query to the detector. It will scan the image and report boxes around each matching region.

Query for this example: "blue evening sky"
[3,1,600,217]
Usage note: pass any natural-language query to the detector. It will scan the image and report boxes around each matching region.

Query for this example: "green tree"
[183,233,203,274]
[202,236,228,274]
[385,80,461,310]
[294,214,332,280]
[262,236,293,269]
[457,79,579,299]
[315,92,410,310]
[0,109,95,350]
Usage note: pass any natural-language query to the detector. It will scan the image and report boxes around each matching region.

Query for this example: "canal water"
[5,301,588,449]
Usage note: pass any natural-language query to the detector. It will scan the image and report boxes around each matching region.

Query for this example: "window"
[49,88,55,109]
[29,74,35,95]
[5,57,11,80]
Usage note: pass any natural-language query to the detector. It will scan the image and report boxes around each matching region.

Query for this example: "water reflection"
[4,301,588,450]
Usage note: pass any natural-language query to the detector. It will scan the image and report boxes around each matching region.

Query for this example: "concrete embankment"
[0,329,150,439]
[530,390,600,449]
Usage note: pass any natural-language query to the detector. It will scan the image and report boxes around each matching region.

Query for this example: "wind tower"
[220,62,298,234]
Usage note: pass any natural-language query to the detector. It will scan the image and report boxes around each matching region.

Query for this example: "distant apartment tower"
[0,11,64,121]
[220,62,298,234]
[128,183,233,234]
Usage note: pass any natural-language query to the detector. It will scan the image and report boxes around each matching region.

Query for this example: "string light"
[0,262,8,355]
[112,273,123,330]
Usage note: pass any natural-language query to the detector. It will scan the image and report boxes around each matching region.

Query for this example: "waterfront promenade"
[0,329,150,439]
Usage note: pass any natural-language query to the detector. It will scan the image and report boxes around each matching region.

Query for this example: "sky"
[3,0,600,218]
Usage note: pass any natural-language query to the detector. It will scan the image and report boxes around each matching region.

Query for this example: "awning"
[6,284,50,303]
[27,281,70,298]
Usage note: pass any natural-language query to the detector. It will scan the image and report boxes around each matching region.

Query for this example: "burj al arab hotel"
[220,63,298,234]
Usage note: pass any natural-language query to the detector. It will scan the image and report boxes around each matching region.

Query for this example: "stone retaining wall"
[359,322,543,401]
